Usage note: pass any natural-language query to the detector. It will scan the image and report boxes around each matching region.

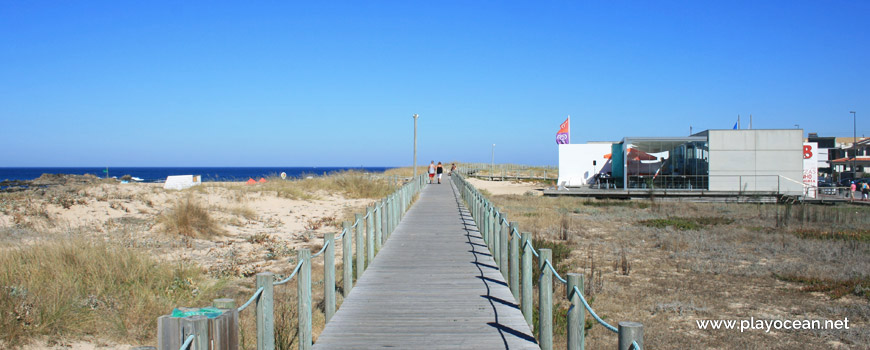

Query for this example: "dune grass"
[159,196,224,237]
[233,170,395,200]
[0,238,225,347]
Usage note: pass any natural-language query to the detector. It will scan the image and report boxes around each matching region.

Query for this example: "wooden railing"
[452,172,643,350]
[162,175,427,350]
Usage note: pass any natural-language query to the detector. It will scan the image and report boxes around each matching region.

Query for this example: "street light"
[491,144,495,180]
[413,114,419,178]
[852,111,857,176]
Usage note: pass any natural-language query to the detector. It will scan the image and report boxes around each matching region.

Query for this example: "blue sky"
[1,1,867,166]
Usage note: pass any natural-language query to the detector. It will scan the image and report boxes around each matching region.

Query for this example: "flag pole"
[567,115,571,144]
[738,114,741,130]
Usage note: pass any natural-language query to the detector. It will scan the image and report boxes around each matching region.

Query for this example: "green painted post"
[567,273,584,350]
[539,248,553,350]
[324,233,335,324]
[366,206,374,263]
[342,222,352,296]
[375,202,383,251]
[355,214,365,279]
[255,272,275,350]
[509,224,519,300]
[521,232,533,326]
[297,249,312,350]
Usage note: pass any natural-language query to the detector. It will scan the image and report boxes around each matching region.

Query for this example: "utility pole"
[852,111,857,176]
[491,144,496,179]
[413,114,419,178]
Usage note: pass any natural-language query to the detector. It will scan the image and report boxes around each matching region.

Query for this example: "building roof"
[831,156,870,163]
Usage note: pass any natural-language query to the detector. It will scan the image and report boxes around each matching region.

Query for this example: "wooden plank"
[313,181,537,349]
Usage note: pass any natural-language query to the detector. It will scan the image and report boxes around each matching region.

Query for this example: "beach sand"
[1,179,375,349]
[465,177,546,196]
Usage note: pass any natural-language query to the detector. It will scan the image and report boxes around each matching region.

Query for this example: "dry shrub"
[0,238,223,347]
[236,171,392,200]
[228,205,258,220]
[160,196,223,237]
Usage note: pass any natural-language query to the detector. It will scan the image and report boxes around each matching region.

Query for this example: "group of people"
[427,161,456,184]
[850,181,870,200]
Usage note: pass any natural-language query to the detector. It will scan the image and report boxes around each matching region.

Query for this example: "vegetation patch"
[775,274,870,301]
[159,196,223,238]
[580,199,650,209]
[0,239,223,346]
[639,216,733,230]
[792,228,870,242]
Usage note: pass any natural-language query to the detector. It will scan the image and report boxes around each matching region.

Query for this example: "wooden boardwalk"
[313,181,538,349]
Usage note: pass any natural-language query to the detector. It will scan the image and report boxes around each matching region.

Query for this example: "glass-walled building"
[612,137,709,189]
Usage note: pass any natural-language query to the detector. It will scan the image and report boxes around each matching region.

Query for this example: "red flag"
[556,117,570,144]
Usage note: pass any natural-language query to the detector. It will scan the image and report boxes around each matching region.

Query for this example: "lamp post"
[491,144,495,180]
[413,114,419,178]
[852,111,857,176]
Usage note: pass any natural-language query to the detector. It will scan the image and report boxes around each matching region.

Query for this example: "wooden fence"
[452,173,643,350]
[160,175,426,350]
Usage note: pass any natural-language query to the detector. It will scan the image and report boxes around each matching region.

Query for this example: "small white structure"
[558,143,614,187]
[163,175,202,190]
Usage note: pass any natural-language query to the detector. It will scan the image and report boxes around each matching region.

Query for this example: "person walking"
[850,181,856,200]
[428,161,436,184]
[863,182,869,201]
[436,162,444,184]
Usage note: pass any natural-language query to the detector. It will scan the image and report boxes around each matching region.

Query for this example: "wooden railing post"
[539,248,553,350]
[491,208,500,263]
[342,222,353,297]
[255,272,275,350]
[212,298,239,350]
[619,322,643,350]
[521,232,533,327]
[500,221,512,280]
[567,273,585,350]
[366,206,374,263]
[298,249,312,350]
[375,202,383,251]
[355,213,365,278]
[182,315,208,350]
[324,233,335,324]
[508,224,519,300]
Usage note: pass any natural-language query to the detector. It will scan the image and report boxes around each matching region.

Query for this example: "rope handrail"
[179,334,195,350]
[521,238,540,258]
[543,259,567,284]
[337,228,348,240]
[632,340,642,350]
[311,240,330,258]
[570,285,618,333]
[237,286,265,312]
[274,260,305,286]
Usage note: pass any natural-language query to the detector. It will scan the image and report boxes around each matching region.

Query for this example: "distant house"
[807,133,870,177]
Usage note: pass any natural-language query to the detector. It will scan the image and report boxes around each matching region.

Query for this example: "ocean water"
[0,167,392,183]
